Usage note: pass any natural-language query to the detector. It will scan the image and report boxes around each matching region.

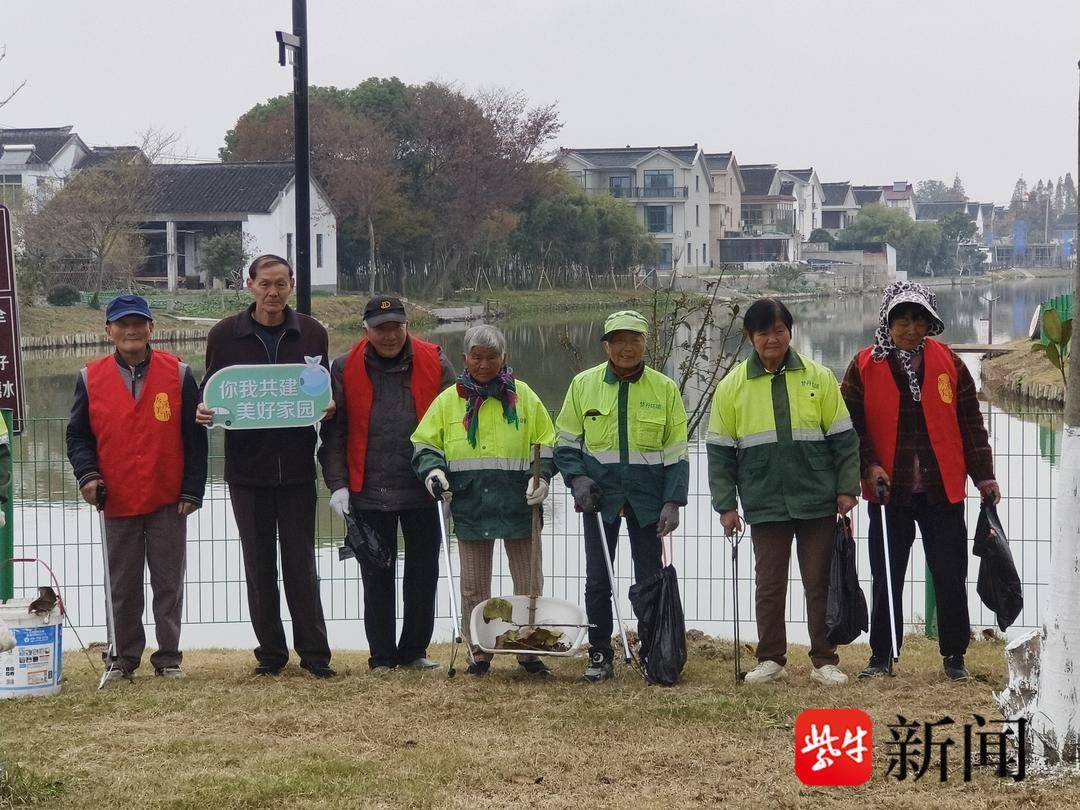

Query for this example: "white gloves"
[425,469,452,502]
[0,510,6,529]
[329,488,351,518]
[525,478,549,506]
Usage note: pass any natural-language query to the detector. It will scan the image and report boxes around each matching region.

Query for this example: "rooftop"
[561,144,699,169]
[140,161,298,214]
[0,125,77,164]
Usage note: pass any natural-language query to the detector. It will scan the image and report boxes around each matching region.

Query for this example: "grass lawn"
[2,634,1075,809]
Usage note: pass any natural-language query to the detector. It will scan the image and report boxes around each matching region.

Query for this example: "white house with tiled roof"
[558,145,714,274]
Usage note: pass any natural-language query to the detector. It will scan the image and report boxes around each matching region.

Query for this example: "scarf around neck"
[456,367,519,447]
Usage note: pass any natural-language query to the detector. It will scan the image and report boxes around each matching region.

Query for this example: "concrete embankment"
[980,338,1064,408]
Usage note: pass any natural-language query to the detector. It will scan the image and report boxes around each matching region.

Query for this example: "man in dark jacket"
[67,294,207,682]
[318,296,455,672]
[196,255,334,678]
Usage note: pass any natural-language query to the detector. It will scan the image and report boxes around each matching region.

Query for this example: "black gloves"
[570,476,601,513]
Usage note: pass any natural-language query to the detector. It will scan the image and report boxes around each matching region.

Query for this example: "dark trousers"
[354,505,441,668]
[750,516,838,669]
[867,496,970,661]
[103,504,187,672]
[229,482,331,668]
[583,505,662,659]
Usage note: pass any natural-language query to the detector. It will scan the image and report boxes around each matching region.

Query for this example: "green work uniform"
[554,362,689,526]
[706,349,859,525]
[411,379,555,540]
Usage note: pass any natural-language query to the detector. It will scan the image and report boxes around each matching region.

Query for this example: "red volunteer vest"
[86,350,185,517]
[343,337,443,493]
[857,338,967,504]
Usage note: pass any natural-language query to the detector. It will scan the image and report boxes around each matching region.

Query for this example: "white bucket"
[470,596,589,657]
[0,600,63,699]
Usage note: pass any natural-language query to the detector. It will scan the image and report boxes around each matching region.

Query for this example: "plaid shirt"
[840,348,994,505]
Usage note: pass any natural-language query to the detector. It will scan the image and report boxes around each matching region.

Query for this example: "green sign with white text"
[202,357,331,430]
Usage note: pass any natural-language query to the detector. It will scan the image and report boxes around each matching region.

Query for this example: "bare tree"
[21,130,178,295]
[0,45,26,110]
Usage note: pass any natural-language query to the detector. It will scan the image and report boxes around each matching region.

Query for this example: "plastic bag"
[825,516,869,645]
[339,512,393,570]
[972,502,1022,631]
[629,565,686,686]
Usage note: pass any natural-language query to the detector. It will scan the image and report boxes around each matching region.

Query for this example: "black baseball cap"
[363,296,407,327]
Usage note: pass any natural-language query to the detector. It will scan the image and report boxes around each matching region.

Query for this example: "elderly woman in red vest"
[318,296,455,672]
[841,281,999,682]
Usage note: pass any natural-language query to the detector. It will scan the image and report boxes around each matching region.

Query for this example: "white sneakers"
[744,660,787,684]
[810,664,849,686]
[742,660,849,686]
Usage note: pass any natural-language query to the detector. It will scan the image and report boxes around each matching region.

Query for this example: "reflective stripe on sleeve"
[826,416,853,436]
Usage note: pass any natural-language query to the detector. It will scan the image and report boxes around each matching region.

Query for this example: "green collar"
[746,349,803,379]
[604,362,645,384]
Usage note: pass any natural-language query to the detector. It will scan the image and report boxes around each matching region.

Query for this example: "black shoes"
[857,657,892,679]
[254,663,284,676]
[466,660,491,677]
[943,655,969,681]
[300,662,337,679]
[519,659,552,677]
[582,652,614,683]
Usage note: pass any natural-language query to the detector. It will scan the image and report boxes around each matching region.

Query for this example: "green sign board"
[203,357,331,430]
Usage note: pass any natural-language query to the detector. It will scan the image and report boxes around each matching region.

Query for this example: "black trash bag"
[972,502,1022,631]
[825,516,869,645]
[628,565,686,686]
[339,512,393,570]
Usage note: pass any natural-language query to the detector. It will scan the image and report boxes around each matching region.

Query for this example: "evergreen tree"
[950,173,967,200]
[1009,176,1028,216]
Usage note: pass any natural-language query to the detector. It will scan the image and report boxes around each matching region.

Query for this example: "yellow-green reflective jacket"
[706,349,859,525]
[411,379,555,540]
[554,362,689,525]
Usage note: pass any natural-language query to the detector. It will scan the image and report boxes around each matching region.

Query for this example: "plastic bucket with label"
[0,600,63,699]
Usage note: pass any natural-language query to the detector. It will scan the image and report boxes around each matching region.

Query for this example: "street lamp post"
[275,0,311,315]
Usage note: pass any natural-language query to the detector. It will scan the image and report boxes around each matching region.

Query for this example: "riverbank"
[2,635,1060,808]
[980,338,1065,407]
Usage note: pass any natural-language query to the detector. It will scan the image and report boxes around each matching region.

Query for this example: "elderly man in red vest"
[842,281,999,682]
[318,296,455,671]
[67,294,207,683]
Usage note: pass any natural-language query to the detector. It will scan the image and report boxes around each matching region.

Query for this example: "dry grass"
[1,635,1078,809]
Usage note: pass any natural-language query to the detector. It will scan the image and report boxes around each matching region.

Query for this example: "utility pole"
[276,0,311,315]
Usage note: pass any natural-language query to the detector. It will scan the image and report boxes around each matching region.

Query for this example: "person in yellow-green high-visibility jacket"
[706,298,860,688]
[554,310,689,683]
[411,324,556,678]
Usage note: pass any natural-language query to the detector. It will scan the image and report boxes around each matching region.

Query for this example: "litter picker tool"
[726,520,745,683]
[96,484,119,690]
[527,445,541,631]
[595,512,633,667]
[434,492,474,677]
[876,480,900,674]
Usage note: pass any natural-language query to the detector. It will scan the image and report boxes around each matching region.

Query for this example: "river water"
[10,277,1071,654]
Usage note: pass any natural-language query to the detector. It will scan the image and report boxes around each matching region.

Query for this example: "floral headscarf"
[870,280,945,402]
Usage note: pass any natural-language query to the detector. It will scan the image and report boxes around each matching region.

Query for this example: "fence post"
[0,409,12,601]
[924,568,938,639]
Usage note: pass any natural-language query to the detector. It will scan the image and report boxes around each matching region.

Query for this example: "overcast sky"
[3,0,1077,203]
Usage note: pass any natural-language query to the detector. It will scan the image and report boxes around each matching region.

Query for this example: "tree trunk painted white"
[1000,61,1080,767]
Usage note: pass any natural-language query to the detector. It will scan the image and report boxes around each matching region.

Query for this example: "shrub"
[46,284,81,306]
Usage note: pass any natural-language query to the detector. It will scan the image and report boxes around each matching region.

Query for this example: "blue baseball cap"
[105,294,153,324]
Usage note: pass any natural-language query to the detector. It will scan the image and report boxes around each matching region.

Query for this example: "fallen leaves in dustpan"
[482,598,514,624]
[494,627,569,652]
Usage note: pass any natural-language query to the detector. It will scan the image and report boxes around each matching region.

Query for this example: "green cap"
[602,310,649,340]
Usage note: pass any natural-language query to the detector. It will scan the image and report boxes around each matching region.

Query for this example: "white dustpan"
[470,596,589,657]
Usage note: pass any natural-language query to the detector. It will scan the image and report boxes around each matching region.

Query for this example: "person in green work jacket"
[707,298,860,686]
[554,310,689,683]
[411,324,556,677]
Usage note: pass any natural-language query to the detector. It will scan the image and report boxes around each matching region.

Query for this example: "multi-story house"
[853,185,887,208]
[558,145,714,273]
[0,126,101,209]
[704,151,744,243]
[881,181,917,219]
[780,168,824,240]
[821,182,861,232]
[715,163,799,264]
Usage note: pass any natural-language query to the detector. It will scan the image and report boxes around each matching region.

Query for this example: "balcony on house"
[588,185,689,199]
